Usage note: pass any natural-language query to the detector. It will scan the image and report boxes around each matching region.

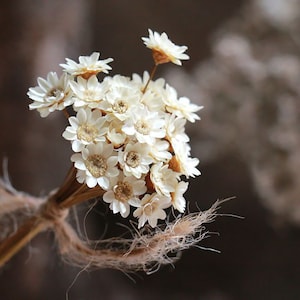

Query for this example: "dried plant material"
[0,29,220,271]
[0,179,220,272]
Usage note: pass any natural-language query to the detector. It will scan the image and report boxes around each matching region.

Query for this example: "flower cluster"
[28,29,202,228]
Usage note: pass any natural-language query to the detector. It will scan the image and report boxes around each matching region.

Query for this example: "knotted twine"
[0,179,220,272]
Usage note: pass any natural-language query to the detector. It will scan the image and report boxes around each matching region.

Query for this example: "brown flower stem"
[142,64,158,93]
[0,166,104,267]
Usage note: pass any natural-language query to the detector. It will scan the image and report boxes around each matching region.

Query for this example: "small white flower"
[106,118,127,147]
[142,29,189,66]
[104,75,142,121]
[118,142,153,178]
[149,140,172,162]
[133,193,171,228]
[170,140,200,178]
[70,75,107,109]
[150,162,179,197]
[164,84,202,123]
[122,106,166,145]
[71,142,119,189]
[60,52,113,78]
[28,72,73,117]
[171,181,188,213]
[165,114,189,144]
[103,174,146,218]
[62,108,107,152]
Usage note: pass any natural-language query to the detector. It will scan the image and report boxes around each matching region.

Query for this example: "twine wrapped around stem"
[0,167,220,272]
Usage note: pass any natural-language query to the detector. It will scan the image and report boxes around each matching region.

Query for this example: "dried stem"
[0,166,104,267]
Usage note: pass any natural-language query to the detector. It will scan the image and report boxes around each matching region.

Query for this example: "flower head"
[142,29,190,65]
[62,108,107,152]
[70,75,107,109]
[103,174,146,218]
[122,106,166,145]
[164,84,202,123]
[171,181,188,213]
[28,72,73,117]
[150,162,179,197]
[133,193,171,228]
[118,142,153,178]
[60,52,113,78]
[71,142,119,190]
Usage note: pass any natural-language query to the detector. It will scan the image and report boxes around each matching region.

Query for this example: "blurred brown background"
[1,0,300,299]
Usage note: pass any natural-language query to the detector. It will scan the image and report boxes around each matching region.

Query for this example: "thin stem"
[142,64,158,93]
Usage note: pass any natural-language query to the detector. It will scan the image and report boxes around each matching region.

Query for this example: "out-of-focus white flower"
[150,162,179,197]
[142,29,189,66]
[70,75,107,109]
[71,142,119,189]
[256,0,300,28]
[164,84,202,123]
[28,72,73,117]
[171,181,188,213]
[170,140,200,178]
[133,193,171,228]
[60,52,113,78]
[118,142,153,179]
[103,174,146,218]
[122,106,166,145]
[62,108,107,152]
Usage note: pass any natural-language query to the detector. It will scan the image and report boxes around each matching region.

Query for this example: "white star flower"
[103,174,146,218]
[142,29,190,66]
[104,75,142,121]
[70,75,107,109]
[170,140,200,178]
[60,52,113,78]
[122,106,166,145]
[71,142,119,190]
[149,140,172,162]
[28,72,73,117]
[165,114,189,144]
[171,181,188,213]
[62,108,107,152]
[118,142,153,179]
[106,118,127,147]
[164,84,203,123]
[133,193,171,228]
[150,162,179,197]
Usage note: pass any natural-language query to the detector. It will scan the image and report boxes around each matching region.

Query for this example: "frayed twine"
[0,177,227,273]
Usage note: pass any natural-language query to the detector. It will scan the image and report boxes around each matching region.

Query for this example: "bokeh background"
[1,0,300,299]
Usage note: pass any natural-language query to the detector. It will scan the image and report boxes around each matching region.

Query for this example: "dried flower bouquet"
[0,29,220,272]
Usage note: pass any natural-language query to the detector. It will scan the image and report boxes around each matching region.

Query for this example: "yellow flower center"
[125,151,140,168]
[85,154,107,177]
[114,181,133,202]
[77,124,98,143]
[112,100,128,114]
[135,120,150,135]
[46,88,65,101]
